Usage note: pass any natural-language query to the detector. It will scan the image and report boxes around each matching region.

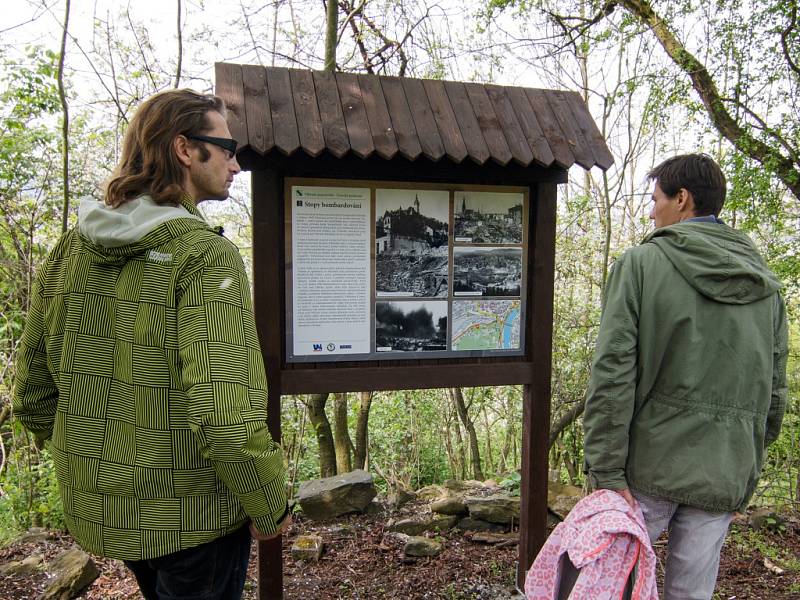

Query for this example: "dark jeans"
[124,525,252,600]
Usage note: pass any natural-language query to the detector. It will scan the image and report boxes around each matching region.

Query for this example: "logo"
[147,250,173,264]
[326,343,336,351]
[312,343,323,352]
[339,344,352,350]
[296,200,303,207]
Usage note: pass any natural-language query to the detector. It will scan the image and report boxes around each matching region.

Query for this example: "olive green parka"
[583,221,788,513]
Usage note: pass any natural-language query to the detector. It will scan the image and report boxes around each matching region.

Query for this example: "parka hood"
[643,221,782,304]
[77,195,209,263]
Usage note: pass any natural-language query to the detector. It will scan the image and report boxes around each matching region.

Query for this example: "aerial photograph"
[453,247,523,296]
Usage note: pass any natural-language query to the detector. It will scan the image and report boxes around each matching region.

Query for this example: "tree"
[332,392,353,473]
[304,393,337,477]
[448,388,484,481]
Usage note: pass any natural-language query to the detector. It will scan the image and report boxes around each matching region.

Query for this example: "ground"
[1,505,798,599]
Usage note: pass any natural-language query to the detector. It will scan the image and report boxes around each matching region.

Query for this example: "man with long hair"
[14,89,289,599]
[582,153,788,599]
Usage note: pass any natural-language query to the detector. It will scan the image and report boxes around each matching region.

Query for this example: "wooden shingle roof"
[215,63,614,171]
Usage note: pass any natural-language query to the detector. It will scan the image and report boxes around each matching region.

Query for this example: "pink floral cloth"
[525,489,659,600]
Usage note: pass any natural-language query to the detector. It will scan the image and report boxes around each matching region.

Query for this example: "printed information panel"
[285,180,527,362]
[290,186,371,357]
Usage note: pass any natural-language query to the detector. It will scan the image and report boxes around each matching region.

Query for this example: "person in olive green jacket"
[583,154,788,600]
[13,89,289,600]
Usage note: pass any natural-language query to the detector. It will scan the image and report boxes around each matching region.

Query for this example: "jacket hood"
[77,195,208,263]
[643,221,781,304]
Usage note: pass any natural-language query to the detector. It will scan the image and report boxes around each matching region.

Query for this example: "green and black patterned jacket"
[13,195,287,560]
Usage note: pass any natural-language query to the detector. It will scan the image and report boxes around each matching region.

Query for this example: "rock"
[549,494,581,518]
[470,532,519,545]
[547,482,583,503]
[749,508,785,532]
[291,535,324,561]
[387,488,416,509]
[431,496,468,516]
[388,515,458,535]
[16,528,54,544]
[415,484,447,501]
[465,493,520,525]
[41,548,99,600]
[404,536,442,557]
[0,553,44,576]
[456,517,508,533]
[297,470,377,520]
[364,499,384,515]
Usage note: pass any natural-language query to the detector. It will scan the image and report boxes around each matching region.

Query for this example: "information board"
[285,179,528,362]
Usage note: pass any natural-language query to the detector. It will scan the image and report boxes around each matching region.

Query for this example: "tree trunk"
[57,0,71,233]
[353,391,372,470]
[332,392,352,474]
[306,393,336,478]
[323,0,338,71]
[449,388,484,481]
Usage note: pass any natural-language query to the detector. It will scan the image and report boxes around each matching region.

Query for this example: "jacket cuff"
[252,503,289,535]
[588,469,628,491]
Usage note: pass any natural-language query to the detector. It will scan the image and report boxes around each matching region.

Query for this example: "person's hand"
[617,488,635,508]
[249,514,292,541]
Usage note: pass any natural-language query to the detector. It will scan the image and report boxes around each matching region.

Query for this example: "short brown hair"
[647,153,727,216]
[105,89,226,207]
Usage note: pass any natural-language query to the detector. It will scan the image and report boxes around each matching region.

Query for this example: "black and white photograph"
[375,189,449,297]
[375,300,448,352]
[454,191,524,244]
[453,247,522,296]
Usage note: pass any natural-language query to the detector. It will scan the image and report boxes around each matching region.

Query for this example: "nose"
[230,156,241,175]
[649,205,655,220]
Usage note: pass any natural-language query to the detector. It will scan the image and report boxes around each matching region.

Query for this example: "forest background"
[0,0,798,540]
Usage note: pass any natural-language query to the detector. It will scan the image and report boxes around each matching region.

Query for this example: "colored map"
[451,300,521,351]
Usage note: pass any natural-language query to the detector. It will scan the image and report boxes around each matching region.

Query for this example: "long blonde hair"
[105,89,226,207]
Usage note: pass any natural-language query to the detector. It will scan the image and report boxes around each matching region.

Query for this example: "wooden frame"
[282,177,530,363]
[251,165,556,597]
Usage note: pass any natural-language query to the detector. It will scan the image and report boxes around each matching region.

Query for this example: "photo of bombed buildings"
[375,190,449,297]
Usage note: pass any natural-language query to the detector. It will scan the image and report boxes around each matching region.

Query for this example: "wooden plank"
[484,84,534,167]
[241,64,274,155]
[518,182,556,591]
[311,70,350,158]
[280,362,535,394]
[336,72,375,159]
[379,76,422,160]
[423,80,468,163]
[401,77,445,161]
[504,86,555,167]
[358,73,399,160]
[264,67,300,155]
[251,169,286,599]
[464,82,513,166]
[289,69,325,157]
[546,90,595,170]
[563,91,614,170]
[214,63,248,149]
[524,88,575,168]
[444,80,490,164]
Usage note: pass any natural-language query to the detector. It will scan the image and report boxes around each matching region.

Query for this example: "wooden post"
[252,169,285,599]
[518,182,556,590]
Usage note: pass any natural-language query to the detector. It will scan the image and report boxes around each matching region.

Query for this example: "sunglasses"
[187,135,238,156]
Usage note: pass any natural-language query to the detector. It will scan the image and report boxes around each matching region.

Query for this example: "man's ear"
[676,188,696,215]
[174,135,193,168]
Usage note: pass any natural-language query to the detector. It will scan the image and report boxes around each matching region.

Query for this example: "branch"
[617,0,800,200]
[548,398,586,449]
[174,0,183,88]
[781,3,800,77]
